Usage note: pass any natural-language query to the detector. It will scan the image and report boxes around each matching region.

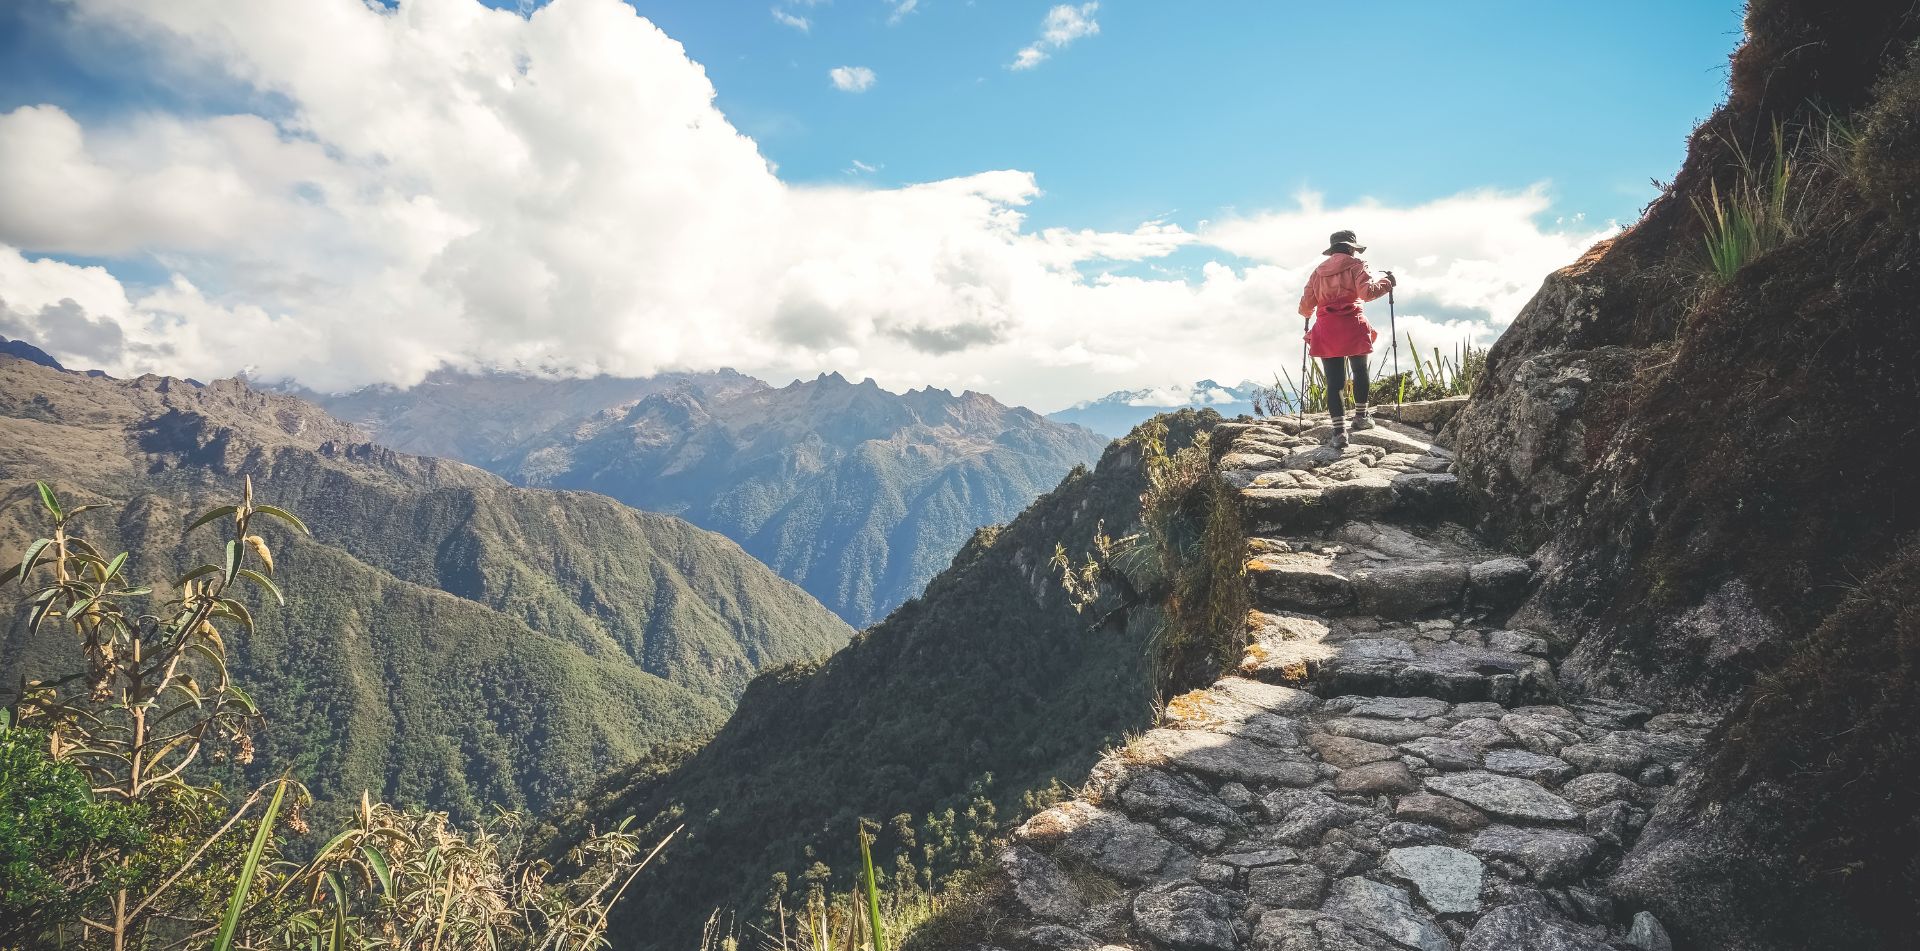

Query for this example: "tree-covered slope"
[0,355,852,818]
[555,411,1219,951]
[506,372,1113,627]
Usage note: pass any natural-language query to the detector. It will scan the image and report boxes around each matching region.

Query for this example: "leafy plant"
[2,480,675,950]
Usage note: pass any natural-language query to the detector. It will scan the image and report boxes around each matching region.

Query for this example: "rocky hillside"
[553,412,1219,951]
[311,369,1110,628]
[0,354,852,819]
[1447,1,1920,946]
[502,372,1111,627]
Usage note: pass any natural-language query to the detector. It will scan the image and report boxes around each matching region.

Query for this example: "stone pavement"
[992,412,1704,951]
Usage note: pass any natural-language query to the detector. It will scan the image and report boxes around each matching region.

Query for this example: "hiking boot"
[1351,405,1375,430]
[1326,427,1350,450]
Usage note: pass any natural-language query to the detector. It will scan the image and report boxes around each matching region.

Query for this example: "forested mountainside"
[501,372,1111,627]
[0,354,851,819]
[1445,1,1920,945]
[292,367,765,469]
[312,369,1110,628]
[553,411,1222,951]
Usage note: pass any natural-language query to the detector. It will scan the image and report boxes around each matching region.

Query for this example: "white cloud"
[1013,2,1099,70]
[771,7,809,31]
[0,0,1609,412]
[886,0,919,26]
[828,65,876,92]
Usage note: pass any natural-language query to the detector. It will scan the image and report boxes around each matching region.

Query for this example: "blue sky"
[627,1,1742,231]
[0,0,1745,410]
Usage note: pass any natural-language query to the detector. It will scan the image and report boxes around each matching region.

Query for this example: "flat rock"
[1324,716,1438,744]
[1022,925,1102,951]
[1132,881,1239,951]
[1137,729,1319,787]
[1499,714,1585,755]
[1053,807,1189,883]
[1469,826,1599,884]
[1250,909,1406,951]
[1349,696,1450,720]
[1332,760,1419,795]
[1248,864,1330,909]
[1466,558,1533,608]
[1395,793,1489,831]
[1323,877,1453,951]
[1353,562,1467,618]
[1482,749,1575,785]
[1262,790,1368,846]
[1559,772,1642,809]
[1559,737,1651,775]
[1399,737,1482,771]
[1383,846,1484,914]
[1002,846,1086,922]
[1307,734,1399,767]
[1460,904,1613,951]
[1120,770,1242,826]
[1423,773,1580,823]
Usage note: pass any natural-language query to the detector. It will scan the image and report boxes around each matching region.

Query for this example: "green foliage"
[1372,337,1488,406]
[0,726,146,944]
[2,482,675,949]
[1138,422,1247,694]
[1694,124,1799,281]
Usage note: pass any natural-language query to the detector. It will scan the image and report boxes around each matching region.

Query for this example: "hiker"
[1298,229,1395,449]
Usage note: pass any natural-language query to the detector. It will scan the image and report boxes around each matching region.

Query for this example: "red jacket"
[1297,252,1392,358]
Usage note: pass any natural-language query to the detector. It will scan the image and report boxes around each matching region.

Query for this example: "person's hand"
[1384,270,1398,287]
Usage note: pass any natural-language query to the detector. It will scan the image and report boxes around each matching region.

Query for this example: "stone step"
[1241,472,1465,532]
[1239,613,1558,706]
[1245,530,1532,620]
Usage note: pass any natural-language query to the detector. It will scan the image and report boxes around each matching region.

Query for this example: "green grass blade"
[859,826,887,951]
[215,779,288,951]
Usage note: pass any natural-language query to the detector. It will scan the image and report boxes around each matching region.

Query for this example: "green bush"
[0,724,147,945]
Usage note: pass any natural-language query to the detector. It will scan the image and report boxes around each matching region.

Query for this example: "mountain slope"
[1049,380,1260,438]
[504,372,1112,627]
[559,411,1219,951]
[0,355,852,818]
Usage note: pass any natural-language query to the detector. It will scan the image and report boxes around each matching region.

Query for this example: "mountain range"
[307,370,1111,627]
[0,352,852,819]
[1046,379,1261,437]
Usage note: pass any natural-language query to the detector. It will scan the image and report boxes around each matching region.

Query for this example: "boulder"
[1459,903,1614,951]
[1322,877,1452,951]
[1132,881,1240,951]
[1353,562,1467,617]
[1469,827,1600,884]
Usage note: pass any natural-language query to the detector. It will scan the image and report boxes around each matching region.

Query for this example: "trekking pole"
[1299,316,1310,426]
[1386,273,1400,422]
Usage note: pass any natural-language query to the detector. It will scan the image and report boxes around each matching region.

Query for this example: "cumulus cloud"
[771,7,809,31]
[1013,3,1100,70]
[0,0,1608,411]
[828,65,877,92]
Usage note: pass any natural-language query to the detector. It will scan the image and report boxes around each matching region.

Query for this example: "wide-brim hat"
[1322,229,1366,255]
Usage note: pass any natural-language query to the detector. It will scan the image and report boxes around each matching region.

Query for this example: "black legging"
[1322,356,1370,423]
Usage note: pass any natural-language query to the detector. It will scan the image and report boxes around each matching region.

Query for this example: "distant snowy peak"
[1050,379,1262,437]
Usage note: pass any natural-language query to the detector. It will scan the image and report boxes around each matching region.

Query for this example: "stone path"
[992,412,1706,951]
